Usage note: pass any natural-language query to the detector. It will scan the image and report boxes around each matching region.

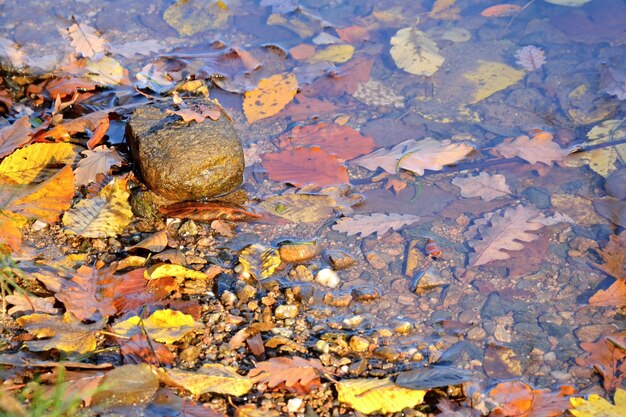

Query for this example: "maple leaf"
[0,116,33,158]
[261,147,349,187]
[515,45,547,71]
[493,132,571,165]
[74,145,124,186]
[243,73,298,123]
[67,22,108,59]
[16,312,102,355]
[248,356,328,393]
[332,213,421,237]
[488,380,574,417]
[577,334,626,391]
[466,205,544,267]
[451,172,511,201]
[570,388,626,417]
[276,123,377,161]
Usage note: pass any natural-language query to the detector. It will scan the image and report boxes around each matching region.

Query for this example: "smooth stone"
[323,249,357,270]
[126,100,244,203]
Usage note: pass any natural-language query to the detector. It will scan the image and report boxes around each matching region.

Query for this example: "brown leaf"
[591,231,626,279]
[67,22,108,58]
[44,77,97,99]
[279,94,337,120]
[248,356,327,393]
[515,45,547,71]
[119,334,174,366]
[577,334,626,391]
[5,293,61,316]
[451,172,512,201]
[276,123,377,161]
[126,230,169,253]
[261,147,349,187]
[590,280,626,307]
[159,201,262,222]
[493,132,571,165]
[483,343,522,379]
[305,57,373,96]
[165,108,206,123]
[332,212,420,237]
[336,26,370,43]
[86,115,110,149]
[75,145,124,186]
[0,116,33,158]
[488,380,574,417]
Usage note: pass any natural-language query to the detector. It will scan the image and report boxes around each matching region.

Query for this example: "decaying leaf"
[16,312,101,355]
[515,45,547,71]
[565,120,626,177]
[429,0,461,20]
[90,364,160,409]
[75,146,124,186]
[336,377,426,415]
[463,61,524,104]
[112,309,203,344]
[332,213,420,237]
[494,132,571,165]
[0,142,75,184]
[159,201,262,222]
[261,147,349,187]
[63,176,133,237]
[451,172,511,201]
[0,115,33,158]
[570,388,626,417]
[489,380,574,417]
[259,193,336,223]
[145,263,207,281]
[467,205,544,267]
[238,244,281,280]
[248,356,327,393]
[390,27,444,76]
[67,22,108,58]
[398,139,474,175]
[243,73,298,123]
[483,343,523,379]
[159,363,253,396]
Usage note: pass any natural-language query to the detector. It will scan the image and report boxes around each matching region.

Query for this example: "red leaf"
[119,334,174,366]
[261,147,349,187]
[276,123,376,160]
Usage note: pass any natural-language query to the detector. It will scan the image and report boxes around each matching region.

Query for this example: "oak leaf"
[467,205,544,267]
[67,22,108,58]
[259,193,336,223]
[332,213,420,237]
[112,309,203,343]
[570,388,626,417]
[75,145,124,186]
[576,335,626,391]
[451,172,511,201]
[159,363,253,396]
[276,123,376,161]
[336,377,426,414]
[397,139,473,175]
[488,380,574,417]
[493,132,571,165]
[5,293,60,316]
[515,45,547,71]
[591,232,625,279]
[248,356,328,393]
[0,116,33,158]
[261,147,349,187]
[243,73,297,123]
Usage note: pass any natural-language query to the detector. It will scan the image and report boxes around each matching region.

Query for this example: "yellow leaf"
[390,27,445,76]
[111,309,203,343]
[309,44,354,63]
[0,142,76,184]
[463,61,524,104]
[243,73,298,123]
[336,377,426,414]
[86,56,127,86]
[570,388,626,417]
[163,0,230,36]
[145,263,207,280]
[564,120,626,177]
[63,176,133,237]
[91,364,160,408]
[159,363,253,396]
[238,244,281,280]
[16,312,100,355]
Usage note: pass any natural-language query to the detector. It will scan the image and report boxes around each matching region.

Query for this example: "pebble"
[287,398,303,413]
[467,327,487,341]
[275,305,298,319]
[349,336,370,352]
[289,265,314,281]
[179,345,202,362]
[393,321,413,335]
[323,249,356,270]
[278,240,320,263]
[374,346,400,361]
[323,292,353,307]
[315,268,341,288]
[494,324,512,342]
[314,340,330,354]
[364,252,388,270]
[351,286,381,301]
[411,270,449,295]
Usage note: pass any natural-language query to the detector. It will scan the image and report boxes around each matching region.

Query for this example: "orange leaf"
[159,201,262,222]
[592,232,626,279]
[336,26,370,43]
[248,356,327,393]
[577,334,626,391]
[113,268,177,314]
[0,214,22,253]
[0,116,33,158]
[45,77,96,99]
[86,115,110,149]
[276,123,377,160]
[489,380,574,417]
[165,108,205,123]
[119,333,174,366]
[261,147,349,187]
[590,279,626,307]
[290,44,316,60]
[481,4,522,17]
[243,73,298,123]
[305,57,372,96]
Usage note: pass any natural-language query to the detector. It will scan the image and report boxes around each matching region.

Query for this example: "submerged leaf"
[494,132,571,165]
[67,22,108,58]
[395,366,473,389]
[333,213,420,237]
[464,61,524,103]
[390,27,444,76]
[238,244,281,280]
[515,45,547,71]
[261,147,349,187]
[570,388,626,417]
[451,172,511,201]
[243,73,298,123]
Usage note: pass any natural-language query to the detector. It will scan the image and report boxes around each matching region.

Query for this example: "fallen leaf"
[577,334,626,391]
[243,73,298,123]
[113,269,177,314]
[429,0,461,20]
[451,172,512,201]
[159,363,253,396]
[483,343,523,379]
[119,334,174,366]
[0,142,76,184]
[90,364,159,409]
[259,193,336,222]
[591,231,626,279]
[398,139,474,175]
[0,116,33,158]
[86,56,129,86]
[67,22,108,58]
[63,176,133,237]
[489,380,574,417]
[86,115,110,149]
[593,197,626,227]
[336,377,426,414]
[112,309,203,344]
[248,356,327,393]
[309,44,354,63]
[5,293,60,316]
[515,45,547,71]
[238,244,281,280]
[395,366,473,389]
[467,205,544,267]
[290,44,316,60]
[163,0,230,36]
[75,145,124,186]
[464,61,524,103]
[570,388,626,417]
[16,312,101,355]
[44,77,97,99]
[494,132,571,165]
[351,139,416,174]
[336,26,370,43]
[126,230,168,253]
[145,263,207,281]
[599,65,626,100]
[110,39,163,59]
[262,147,349,187]
[390,27,444,76]
[0,215,22,253]
[276,123,377,160]
[480,4,522,17]
[332,213,421,237]
[159,201,262,222]
[565,120,626,177]
[590,280,626,307]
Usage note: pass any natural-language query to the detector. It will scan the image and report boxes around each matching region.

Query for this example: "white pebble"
[287,398,303,413]
[315,268,340,288]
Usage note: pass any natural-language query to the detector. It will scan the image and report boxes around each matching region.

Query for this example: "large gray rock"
[126,101,244,202]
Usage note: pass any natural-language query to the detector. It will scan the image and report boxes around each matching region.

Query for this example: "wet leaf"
[165,106,221,123]
[570,388,626,417]
[91,364,160,409]
[126,230,168,253]
[259,193,336,223]
[159,364,253,396]
[590,280,626,307]
[0,142,76,184]
[483,343,523,379]
[489,380,574,417]
[397,139,474,175]
[119,334,174,366]
[0,116,33,158]
[390,27,444,76]
[261,147,349,187]
[336,377,426,415]
[515,45,547,71]
[248,356,327,393]
[467,205,544,267]
[451,172,511,201]
[566,120,626,177]
[67,22,108,59]
[593,197,626,227]
[5,293,60,316]
[545,0,591,5]
[112,309,203,344]
[16,312,101,355]
[464,61,524,103]
[480,4,522,17]
[86,56,129,86]
[243,73,298,123]
[577,334,626,392]
[75,146,124,186]
[309,44,354,63]
[332,213,421,237]
[494,132,571,165]
[145,263,208,281]
[336,26,370,43]
[159,201,262,222]
[163,0,230,36]
[238,244,281,280]
[395,366,473,389]
[606,168,626,200]
[591,231,626,279]
[429,0,461,20]
[63,176,133,237]
[351,139,416,174]
[276,123,377,161]
[235,404,281,417]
